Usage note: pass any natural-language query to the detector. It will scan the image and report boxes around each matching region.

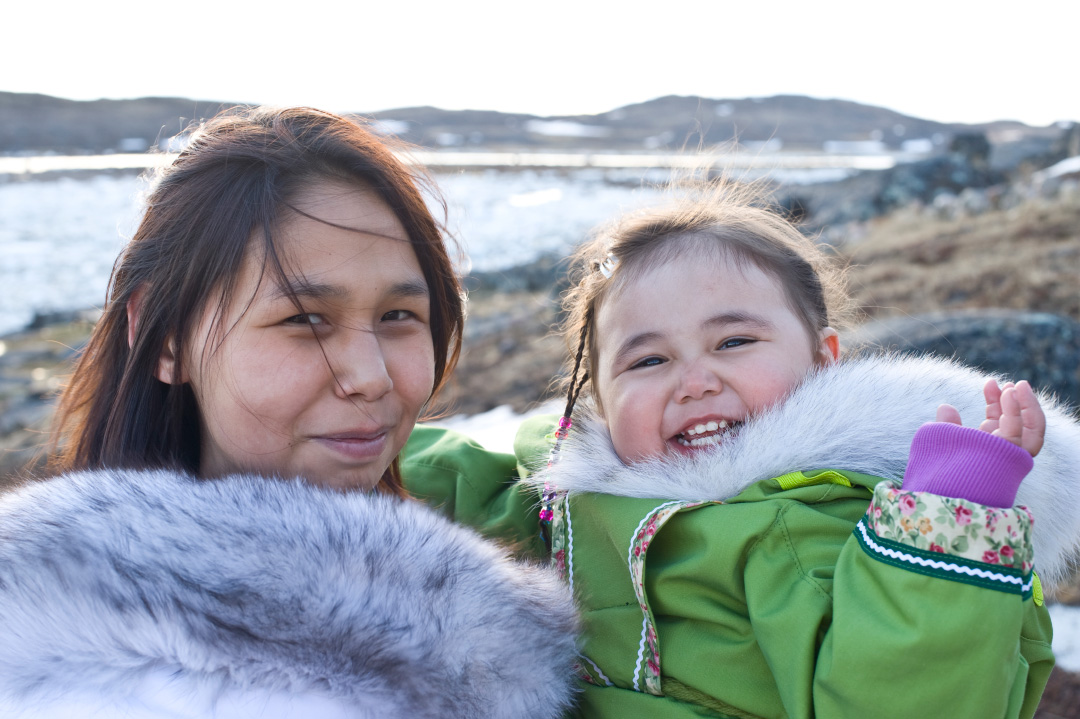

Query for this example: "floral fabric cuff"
[856,482,1035,595]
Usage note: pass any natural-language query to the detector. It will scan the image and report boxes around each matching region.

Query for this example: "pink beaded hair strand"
[539,307,592,526]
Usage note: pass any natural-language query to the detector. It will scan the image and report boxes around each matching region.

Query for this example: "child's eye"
[630,356,665,369]
[284,313,325,326]
[718,337,754,350]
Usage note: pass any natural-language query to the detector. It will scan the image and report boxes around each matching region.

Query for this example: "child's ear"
[817,327,840,364]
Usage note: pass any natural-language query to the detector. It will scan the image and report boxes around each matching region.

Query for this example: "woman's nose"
[331,330,393,401]
[676,361,722,402]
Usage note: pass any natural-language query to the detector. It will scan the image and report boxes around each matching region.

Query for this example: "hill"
[0,93,231,154]
[0,91,1061,156]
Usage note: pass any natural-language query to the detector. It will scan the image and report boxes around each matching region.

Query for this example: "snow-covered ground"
[428,403,1080,672]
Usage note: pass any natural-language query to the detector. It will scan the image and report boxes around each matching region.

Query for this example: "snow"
[822,140,888,154]
[1036,155,1080,180]
[1050,604,1080,671]
[524,120,611,138]
[424,400,561,454]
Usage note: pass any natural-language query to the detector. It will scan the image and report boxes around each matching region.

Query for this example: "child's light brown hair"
[558,180,854,415]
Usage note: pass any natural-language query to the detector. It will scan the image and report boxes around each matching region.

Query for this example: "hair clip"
[598,253,619,279]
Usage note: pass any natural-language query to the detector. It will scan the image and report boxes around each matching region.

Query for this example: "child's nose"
[331,329,393,401]
[676,362,722,402]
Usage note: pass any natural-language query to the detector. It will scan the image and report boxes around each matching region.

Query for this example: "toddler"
[526,183,1080,719]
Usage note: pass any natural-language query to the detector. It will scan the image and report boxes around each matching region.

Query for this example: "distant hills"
[0,90,1065,157]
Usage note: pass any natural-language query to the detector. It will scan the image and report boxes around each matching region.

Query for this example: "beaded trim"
[539,416,572,525]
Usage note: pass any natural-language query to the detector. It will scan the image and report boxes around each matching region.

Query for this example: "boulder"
[848,309,1080,411]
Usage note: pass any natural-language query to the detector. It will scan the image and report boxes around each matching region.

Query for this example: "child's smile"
[594,249,837,464]
[674,418,740,449]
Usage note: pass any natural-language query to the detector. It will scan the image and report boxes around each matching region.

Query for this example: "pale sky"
[5,0,1076,127]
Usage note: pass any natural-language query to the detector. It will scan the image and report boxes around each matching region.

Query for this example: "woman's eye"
[629,356,665,369]
[284,313,325,326]
[718,337,753,350]
[381,309,416,322]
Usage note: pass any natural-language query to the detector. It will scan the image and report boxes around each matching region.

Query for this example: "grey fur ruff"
[0,470,579,717]
[531,354,1080,590]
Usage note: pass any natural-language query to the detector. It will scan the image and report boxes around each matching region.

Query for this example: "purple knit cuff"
[901,422,1033,508]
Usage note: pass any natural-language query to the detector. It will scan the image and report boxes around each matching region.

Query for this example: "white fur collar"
[0,470,578,718]
[532,354,1080,590]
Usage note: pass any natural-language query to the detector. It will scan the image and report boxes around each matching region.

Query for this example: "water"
[0,166,848,337]
[0,175,143,336]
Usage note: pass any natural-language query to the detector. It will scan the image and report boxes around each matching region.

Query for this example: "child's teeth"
[706,421,718,432]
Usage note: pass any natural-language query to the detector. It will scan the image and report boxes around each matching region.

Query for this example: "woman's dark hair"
[49,106,464,494]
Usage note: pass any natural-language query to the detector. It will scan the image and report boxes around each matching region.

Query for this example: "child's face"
[594,252,837,463]
[175,179,435,490]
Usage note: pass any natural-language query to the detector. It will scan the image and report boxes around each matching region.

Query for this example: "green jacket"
[400,419,1054,719]
[523,354,1080,719]
[400,423,546,558]
[401,356,1080,718]
[545,471,1052,719]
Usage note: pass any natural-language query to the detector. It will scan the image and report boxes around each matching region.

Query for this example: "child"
[0,107,577,718]
[525,182,1080,718]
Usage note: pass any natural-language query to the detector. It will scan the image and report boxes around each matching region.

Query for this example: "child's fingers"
[995,386,1024,446]
[936,404,962,424]
[1014,380,1046,457]
[983,379,1010,422]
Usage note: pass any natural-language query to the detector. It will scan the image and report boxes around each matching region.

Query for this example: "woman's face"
[174,179,435,490]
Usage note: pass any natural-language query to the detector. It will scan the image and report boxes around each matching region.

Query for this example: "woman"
[0,107,576,718]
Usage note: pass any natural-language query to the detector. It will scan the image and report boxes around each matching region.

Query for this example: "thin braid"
[562,307,592,419]
[539,307,592,531]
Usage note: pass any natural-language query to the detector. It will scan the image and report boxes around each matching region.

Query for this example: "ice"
[434,169,668,272]
[0,164,851,336]
[524,120,611,138]
[0,175,144,336]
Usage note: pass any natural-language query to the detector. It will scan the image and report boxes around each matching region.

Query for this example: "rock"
[848,309,1080,410]
[1036,666,1080,718]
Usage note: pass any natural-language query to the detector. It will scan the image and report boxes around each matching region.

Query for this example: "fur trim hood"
[532,354,1080,590]
[0,470,578,718]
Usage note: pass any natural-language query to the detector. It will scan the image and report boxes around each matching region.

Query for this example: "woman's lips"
[314,431,389,461]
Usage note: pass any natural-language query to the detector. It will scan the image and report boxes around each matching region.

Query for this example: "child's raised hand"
[935,379,1045,457]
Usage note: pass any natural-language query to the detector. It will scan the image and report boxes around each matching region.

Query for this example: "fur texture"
[531,354,1080,590]
[0,470,579,718]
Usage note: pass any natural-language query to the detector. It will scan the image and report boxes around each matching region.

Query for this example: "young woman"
[0,107,576,718]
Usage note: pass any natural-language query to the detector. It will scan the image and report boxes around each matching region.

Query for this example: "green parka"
[402,356,1080,719]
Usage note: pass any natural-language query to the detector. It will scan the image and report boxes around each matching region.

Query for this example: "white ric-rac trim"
[856,520,1033,592]
[581,654,614,686]
[632,614,649,693]
[627,500,683,692]
[565,495,576,595]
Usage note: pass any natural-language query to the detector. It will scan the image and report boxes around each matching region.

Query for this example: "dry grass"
[843,196,1080,324]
